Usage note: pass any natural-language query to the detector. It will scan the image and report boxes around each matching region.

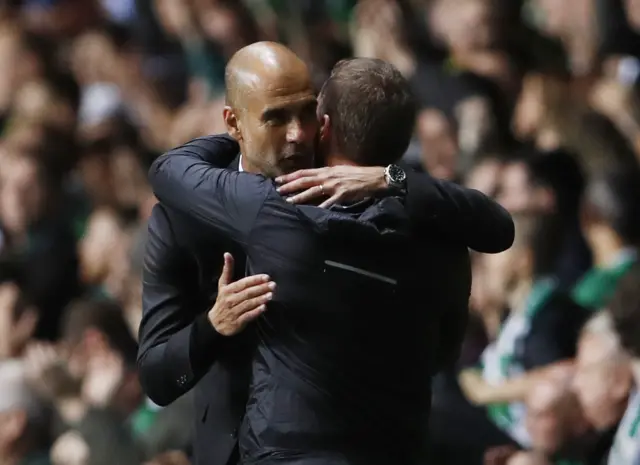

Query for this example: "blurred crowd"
[1,0,640,465]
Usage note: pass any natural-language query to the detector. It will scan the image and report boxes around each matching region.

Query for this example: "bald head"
[221,41,318,178]
[225,42,310,109]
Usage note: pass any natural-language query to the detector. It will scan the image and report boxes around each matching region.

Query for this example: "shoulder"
[172,134,239,154]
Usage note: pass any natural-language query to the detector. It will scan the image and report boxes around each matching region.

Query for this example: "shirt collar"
[238,154,244,172]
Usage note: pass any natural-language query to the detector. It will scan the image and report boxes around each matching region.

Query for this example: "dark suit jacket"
[138,137,253,465]
[139,134,514,465]
[144,134,514,464]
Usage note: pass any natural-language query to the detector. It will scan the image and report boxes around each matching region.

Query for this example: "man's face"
[571,334,631,430]
[227,73,319,178]
[0,155,46,235]
[416,109,458,180]
[625,0,640,30]
[526,382,574,453]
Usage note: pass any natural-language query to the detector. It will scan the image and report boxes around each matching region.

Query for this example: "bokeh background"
[1,1,640,465]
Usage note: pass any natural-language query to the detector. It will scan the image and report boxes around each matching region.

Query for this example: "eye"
[263,109,287,126]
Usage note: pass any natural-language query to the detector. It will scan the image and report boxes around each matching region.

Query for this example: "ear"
[223,106,242,141]
[319,114,330,144]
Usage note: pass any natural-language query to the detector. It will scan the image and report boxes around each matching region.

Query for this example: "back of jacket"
[240,194,471,465]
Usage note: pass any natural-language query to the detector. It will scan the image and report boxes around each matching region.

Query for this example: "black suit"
[138,137,251,465]
[142,134,514,465]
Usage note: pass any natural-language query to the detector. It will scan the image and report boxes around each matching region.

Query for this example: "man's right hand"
[209,253,275,336]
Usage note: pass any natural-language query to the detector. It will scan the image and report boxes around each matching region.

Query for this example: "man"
[572,166,640,310]
[572,312,632,464]
[147,54,511,464]
[0,360,50,465]
[139,42,513,465]
[606,263,640,464]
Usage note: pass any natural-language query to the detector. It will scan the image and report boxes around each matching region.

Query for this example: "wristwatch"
[384,164,407,194]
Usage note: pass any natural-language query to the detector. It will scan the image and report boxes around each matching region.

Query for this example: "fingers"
[218,253,235,287]
[285,185,327,204]
[224,274,271,294]
[234,292,273,314]
[229,281,275,306]
[277,175,323,195]
[236,305,267,326]
[275,168,323,185]
[318,193,342,209]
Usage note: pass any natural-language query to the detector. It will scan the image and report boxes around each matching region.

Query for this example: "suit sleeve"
[404,168,515,254]
[137,205,223,406]
[149,137,270,244]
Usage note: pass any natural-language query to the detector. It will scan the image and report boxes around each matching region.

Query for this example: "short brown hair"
[318,58,416,166]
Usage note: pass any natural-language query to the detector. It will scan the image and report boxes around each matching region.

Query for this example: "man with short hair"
[572,312,632,464]
[148,55,512,464]
[605,263,640,464]
[572,166,640,310]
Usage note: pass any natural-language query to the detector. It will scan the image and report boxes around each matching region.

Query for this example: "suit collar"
[229,154,241,171]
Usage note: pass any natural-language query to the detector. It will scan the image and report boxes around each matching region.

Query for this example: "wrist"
[383,164,407,194]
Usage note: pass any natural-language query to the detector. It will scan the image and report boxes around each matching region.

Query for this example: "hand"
[589,78,635,121]
[275,166,387,208]
[209,253,275,336]
[81,351,125,407]
[0,283,38,359]
[24,343,79,400]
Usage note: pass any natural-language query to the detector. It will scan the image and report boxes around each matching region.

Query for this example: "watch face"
[389,165,406,183]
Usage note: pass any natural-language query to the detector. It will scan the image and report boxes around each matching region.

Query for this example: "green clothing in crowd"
[571,248,637,310]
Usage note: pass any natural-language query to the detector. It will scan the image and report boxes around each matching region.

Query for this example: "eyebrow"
[262,98,317,119]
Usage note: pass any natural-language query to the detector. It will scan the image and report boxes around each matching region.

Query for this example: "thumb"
[218,253,234,287]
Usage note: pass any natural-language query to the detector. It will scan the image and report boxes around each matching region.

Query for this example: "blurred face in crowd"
[430,0,498,52]
[79,209,131,299]
[416,109,458,180]
[0,154,47,236]
[572,332,632,430]
[526,380,588,454]
[498,162,554,214]
[224,47,319,178]
[625,0,640,30]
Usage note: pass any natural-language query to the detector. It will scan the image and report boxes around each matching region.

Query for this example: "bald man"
[139,43,321,465]
[140,43,513,465]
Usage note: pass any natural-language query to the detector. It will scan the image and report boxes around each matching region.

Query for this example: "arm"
[137,205,222,406]
[458,369,541,405]
[404,168,515,254]
[138,207,274,406]
[459,360,575,406]
[149,135,269,242]
[276,165,515,253]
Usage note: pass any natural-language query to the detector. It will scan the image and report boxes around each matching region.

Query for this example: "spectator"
[572,166,640,310]
[572,312,632,463]
[606,262,640,464]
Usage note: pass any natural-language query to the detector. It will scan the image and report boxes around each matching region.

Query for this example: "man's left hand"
[276,166,387,208]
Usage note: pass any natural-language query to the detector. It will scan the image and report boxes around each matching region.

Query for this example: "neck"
[324,153,358,168]
[588,229,625,268]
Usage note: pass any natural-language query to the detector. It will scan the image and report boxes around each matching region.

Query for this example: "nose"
[286,119,307,144]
